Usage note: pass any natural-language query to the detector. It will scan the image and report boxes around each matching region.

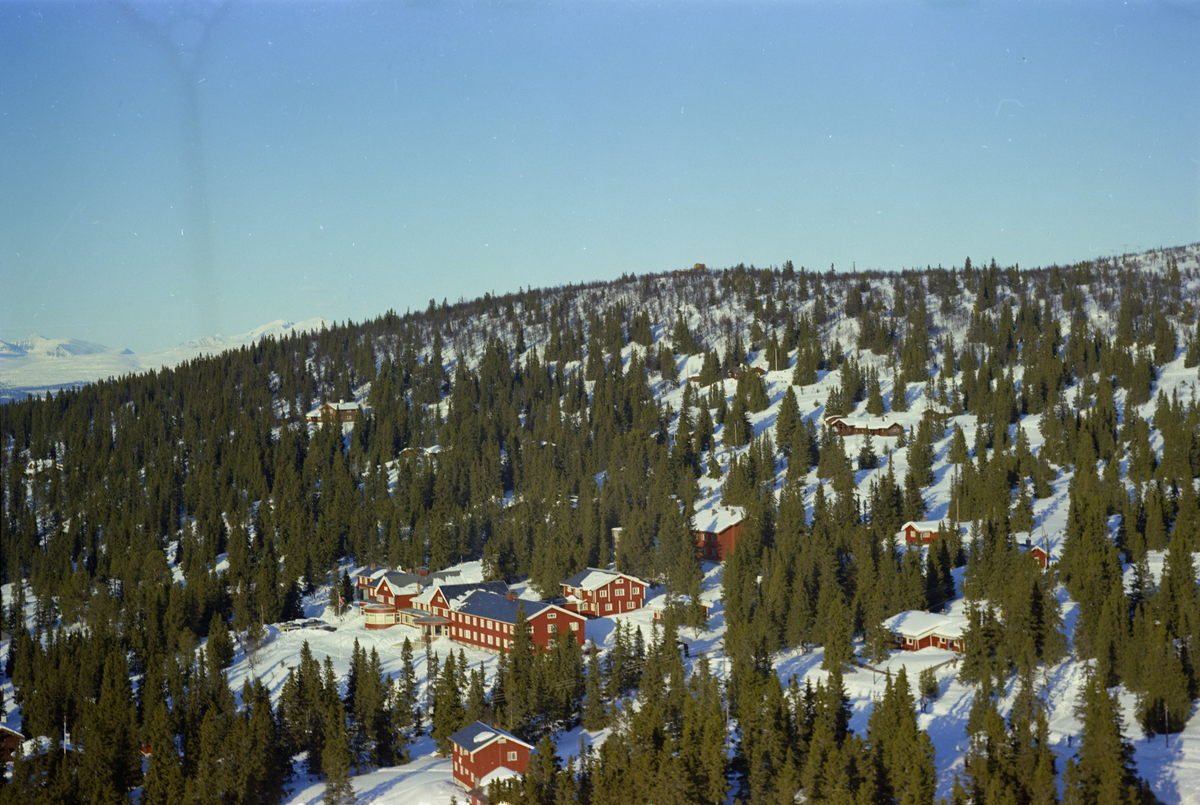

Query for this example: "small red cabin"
[882,610,967,653]
[449,721,534,792]
[899,520,943,546]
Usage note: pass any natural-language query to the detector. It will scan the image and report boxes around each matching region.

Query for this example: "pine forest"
[4,244,1200,805]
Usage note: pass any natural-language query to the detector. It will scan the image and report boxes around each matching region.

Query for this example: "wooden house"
[449,721,533,794]
[1,725,22,763]
[898,520,944,546]
[824,415,905,438]
[882,610,968,653]
[305,400,365,426]
[450,590,585,653]
[691,506,747,562]
[560,568,648,616]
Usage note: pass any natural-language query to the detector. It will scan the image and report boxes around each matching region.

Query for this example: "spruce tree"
[1064,669,1157,805]
[322,697,357,805]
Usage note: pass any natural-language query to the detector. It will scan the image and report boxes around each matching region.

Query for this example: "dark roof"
[435,581,509,605]
[373,567,466,589]
[454,590,560,624]
[448,720,533,752]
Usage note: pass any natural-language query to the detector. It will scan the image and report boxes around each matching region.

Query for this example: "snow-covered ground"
[5,244,1200,801]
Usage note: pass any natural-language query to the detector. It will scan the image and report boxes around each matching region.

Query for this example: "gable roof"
[561,567,646,591]
[882,610,968,640]
[824,415,904,431]
[691,505,746,534]
[900,520,943,533]
[454,590,577,624]
[415,580,510,608]
[448,720,534,753]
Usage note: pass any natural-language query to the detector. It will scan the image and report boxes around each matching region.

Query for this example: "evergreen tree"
[322,697,357,805]
[1064,670,1158,805]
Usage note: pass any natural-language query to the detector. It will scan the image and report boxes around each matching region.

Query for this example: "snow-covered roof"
[561,567,645,591]
[454,590,559,623]
[448,720,533,752]
[691,505,746,534]
[900,520,943,533]
[882,610,967,639]
[477,766,522,787]
[824,415,903,430]
[413,580,508,607]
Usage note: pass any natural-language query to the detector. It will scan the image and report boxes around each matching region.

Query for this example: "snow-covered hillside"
[4,243,1200,804]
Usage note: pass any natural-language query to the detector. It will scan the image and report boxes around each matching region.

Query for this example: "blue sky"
[1,0,1197,352]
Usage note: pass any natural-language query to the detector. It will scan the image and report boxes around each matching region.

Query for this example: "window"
[627,602,635,610]
[570,622,578,630]
[600,590,608,598]
[547,611,556,619]
[616,588,625,596]
[508,751,518,762]
[605,603,612,612]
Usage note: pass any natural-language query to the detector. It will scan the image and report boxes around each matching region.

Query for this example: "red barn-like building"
[691,506,746,562]
[449,721,533,794]
[560,568,648,616]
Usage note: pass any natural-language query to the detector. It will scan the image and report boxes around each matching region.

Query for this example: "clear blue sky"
[1,0,1197,352]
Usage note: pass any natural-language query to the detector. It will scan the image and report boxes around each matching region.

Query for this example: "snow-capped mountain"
[0,318,332,403]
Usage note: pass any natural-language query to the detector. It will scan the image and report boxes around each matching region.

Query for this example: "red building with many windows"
[450,590,586,653]
[449,721,533,795]
[560,568,648,616]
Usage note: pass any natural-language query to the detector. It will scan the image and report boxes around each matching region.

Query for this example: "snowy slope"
[4,243,1200,801]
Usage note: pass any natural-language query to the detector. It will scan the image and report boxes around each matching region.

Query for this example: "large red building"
[450,590,586,653]
[449,721,533,794]
[560,568,648,616]
[691,506,746,562]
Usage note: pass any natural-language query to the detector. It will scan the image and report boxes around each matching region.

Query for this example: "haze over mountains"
[0,318,332,403]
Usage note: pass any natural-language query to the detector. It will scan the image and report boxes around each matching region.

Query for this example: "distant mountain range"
[0,318,332,403]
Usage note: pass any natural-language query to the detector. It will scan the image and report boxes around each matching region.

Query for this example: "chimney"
[507,591,517,602]
[370,562,375,571]
[418,567,429,577]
